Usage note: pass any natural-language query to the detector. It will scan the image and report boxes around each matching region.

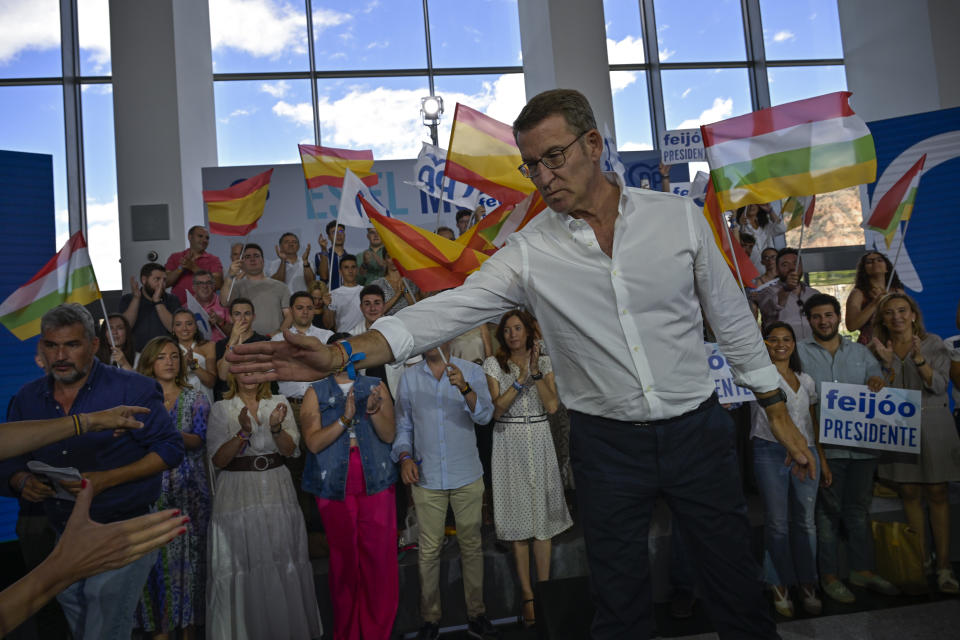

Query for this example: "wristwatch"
[756,388,787,408]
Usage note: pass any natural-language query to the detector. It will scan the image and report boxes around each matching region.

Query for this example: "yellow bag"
[871,520,927,595]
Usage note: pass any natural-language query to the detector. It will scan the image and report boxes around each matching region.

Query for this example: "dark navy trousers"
[569,397,778,640]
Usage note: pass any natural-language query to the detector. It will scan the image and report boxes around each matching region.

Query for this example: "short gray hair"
[40,304,97,340]
[512,89,597,141]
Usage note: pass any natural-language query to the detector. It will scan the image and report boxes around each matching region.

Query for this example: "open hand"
[227,330,336,383]
[269,403,287,429]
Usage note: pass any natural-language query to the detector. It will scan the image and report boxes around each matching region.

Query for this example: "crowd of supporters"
[3,201,959,640]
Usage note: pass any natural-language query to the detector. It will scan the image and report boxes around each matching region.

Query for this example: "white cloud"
[366,40,389,50]
[363,0,380,14]
[610,70,637,95]
[809,12,817,20]
[0,0,60,65]
[259,80,290,97]
[773,30,795,43]
[312,6,352,30]
[78,0,111,73]
[209,0,350,59]
[606,35,644,64]
[620,141,653,151]
[86,194,122,290]
[658,48,675,62]
[681,87,692,99]
[271,74,528,160]
[677,97,733,129]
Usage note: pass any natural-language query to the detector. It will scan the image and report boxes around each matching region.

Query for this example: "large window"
[210,0,525,163]
[605,0,855,247]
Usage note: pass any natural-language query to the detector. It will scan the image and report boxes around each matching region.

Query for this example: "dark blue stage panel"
[0,149,57,542]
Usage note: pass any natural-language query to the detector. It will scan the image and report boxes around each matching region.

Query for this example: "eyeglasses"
[194,280,214,287]
[517,130,589,179]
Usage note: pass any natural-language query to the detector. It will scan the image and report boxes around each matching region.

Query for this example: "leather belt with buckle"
[224,452,285,472]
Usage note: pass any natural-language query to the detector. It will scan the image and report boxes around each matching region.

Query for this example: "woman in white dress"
[483,310,572,628]
[206,372,322,640]
[172,309,216,404]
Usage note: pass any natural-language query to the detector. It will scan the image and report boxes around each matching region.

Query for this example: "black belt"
[570,394,718,428]
[224,453,285,472]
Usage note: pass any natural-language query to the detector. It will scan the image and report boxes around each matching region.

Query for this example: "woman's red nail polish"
[172,509,181,516]
[81,479,88,489]
[182,516,191,524]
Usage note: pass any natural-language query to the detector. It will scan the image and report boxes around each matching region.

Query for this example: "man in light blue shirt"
[797,293,898,603]
[392,345,496,640]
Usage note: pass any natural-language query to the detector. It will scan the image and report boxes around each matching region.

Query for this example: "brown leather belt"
[287,396,304,405]
[224,452,284,472]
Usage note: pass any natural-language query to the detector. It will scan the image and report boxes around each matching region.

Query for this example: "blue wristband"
[339,341,367,381]
[512,381,524,393]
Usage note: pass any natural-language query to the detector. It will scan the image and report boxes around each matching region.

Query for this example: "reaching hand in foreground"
[0,480,186,636]
[227,329,337,382]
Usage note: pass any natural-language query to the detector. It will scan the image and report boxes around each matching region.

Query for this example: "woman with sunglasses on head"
[751,322,822,618]
[845,252,904,345]
[871,293,960,594]
[133,336,211,640]
[171,309,216,404]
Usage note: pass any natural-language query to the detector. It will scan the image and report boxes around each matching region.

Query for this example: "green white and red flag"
[700,91,876,211]
[783,195,816,231]
[863,154,926,247]
[0,231,102,340]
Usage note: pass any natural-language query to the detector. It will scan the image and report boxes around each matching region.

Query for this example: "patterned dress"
[483,355,572,541]
[136,387,211,632]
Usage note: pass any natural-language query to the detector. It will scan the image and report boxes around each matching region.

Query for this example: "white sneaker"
[800,585,822,615]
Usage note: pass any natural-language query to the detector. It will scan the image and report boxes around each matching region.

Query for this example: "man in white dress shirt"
[229,89,811,640]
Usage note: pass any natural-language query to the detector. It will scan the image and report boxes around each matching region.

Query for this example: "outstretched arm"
[228,327,395,383]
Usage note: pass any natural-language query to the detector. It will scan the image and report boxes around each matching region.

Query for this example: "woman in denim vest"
[300,333,398,640]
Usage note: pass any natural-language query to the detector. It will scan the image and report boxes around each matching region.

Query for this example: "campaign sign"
[819,382,921,454]
[704,343,756,403]
[661,129,705,164]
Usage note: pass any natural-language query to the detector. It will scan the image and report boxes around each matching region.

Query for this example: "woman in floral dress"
[135,336,211,639]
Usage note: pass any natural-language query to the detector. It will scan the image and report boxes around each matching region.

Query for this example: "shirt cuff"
[391,446,412,463]
[737,363,780,395]
[370,316,415,364]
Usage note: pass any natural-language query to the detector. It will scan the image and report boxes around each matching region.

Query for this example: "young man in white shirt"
[267,232,315,294]
[324,254,363,333]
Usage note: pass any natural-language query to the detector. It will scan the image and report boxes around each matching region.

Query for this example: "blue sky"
[0,0,846,288]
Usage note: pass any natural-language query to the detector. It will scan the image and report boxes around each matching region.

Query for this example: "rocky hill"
[784,186,864,248]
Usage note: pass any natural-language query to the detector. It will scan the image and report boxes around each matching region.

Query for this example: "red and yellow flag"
[357,196,489,292]
[703,181,760,286]
[298,144,377,189]
[456,192,547,255]
[444,104,536,206]
[202,169,272,236]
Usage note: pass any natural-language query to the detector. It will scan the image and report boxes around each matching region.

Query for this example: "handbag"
[398,504,420,549]
[871,520,927,595]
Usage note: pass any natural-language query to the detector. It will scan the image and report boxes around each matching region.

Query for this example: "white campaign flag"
[601,123,626,184]
[185,290,212,340]
[337,168,388,228]
[405,142,486,210]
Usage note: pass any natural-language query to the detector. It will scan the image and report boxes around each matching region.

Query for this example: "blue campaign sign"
[819,382,921,454]
[864,106,960,341]
[704,343,756,404]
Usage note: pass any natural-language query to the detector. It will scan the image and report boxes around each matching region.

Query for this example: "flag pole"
[886,218,911,291]
[720,213,746,289]
[224,234,250,302]
[96,297,116,350]
[328,207,343,290]
[796,219,806,269]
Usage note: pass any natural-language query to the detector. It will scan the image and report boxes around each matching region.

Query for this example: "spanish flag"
[703,181,760,286]
[444,103,536,206]
[299,144,377,189]
[356,195,489,292]
[203,169,272,236]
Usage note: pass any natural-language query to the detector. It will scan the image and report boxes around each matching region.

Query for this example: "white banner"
[185,290,212,340]
[407,142,496,211]
[661,128,705,164]
[819,382,921,454]
[705,343,756,404]
[670,182,691,197]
